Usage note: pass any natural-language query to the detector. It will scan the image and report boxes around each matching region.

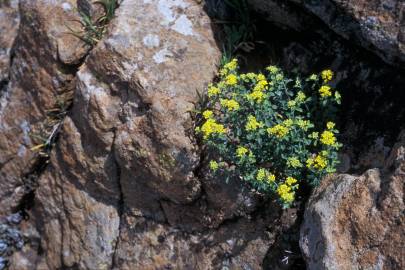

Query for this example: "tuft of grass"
[66,0,118,46]
[30,91,74,157]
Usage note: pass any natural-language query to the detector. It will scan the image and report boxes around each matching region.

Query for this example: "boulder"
[0,0,89,216]
[248,0,405,66]
[300,132,405,269]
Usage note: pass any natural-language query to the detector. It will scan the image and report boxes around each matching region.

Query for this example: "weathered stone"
[248,0,405,66]
[0,0,19,82]
[300,131,405,270]
[0,0,88,216]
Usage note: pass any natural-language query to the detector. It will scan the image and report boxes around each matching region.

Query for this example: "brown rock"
[0,0,88,216]
[0,0,19,82]
[300,132,405,270]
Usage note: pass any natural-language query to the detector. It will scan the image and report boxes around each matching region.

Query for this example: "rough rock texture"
[7,0,290,269]
[0,0,89,217]
[248,0,405,66]
[0,0,19,83]
[300,131,405,270]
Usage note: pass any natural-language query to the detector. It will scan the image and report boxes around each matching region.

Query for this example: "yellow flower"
[287,100,296,108]
[321,69,333,82]
[203,110,213,119]
[296,91,306,102]
[287,157,303,168]
[319,85,332,97]
[246,115,263,131]
[224,58,238,71]
[320,130,336,145]
[277,184,294,203]
[314,154,327,170]
[209,160,219,171]
[247,90,265,103]
[326,121,335,129]
[282,192,294,203]
[307,154,328,170]
[275,74,284,81]
[297,119,311,130]
[266,65,279,74]
[225,74,238,86]
[257,168,266,181]
[257,74,266,81]
[246,73,257,81]
[286,176,298,186]
[220,99,240,111]
[208,85,220,97]
[236,146,249,158]
[200,118,226,139]
[268,124,289,138]
[253,80,268,92]
[283,119,294,127]
[267,173,276,183]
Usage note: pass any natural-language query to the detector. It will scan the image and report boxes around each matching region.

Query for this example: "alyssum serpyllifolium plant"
[195,59,342,208]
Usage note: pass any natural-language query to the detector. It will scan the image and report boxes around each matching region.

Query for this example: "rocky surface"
[0,0,19,83]
[0,0,404,269]
[0,0,89,217]
[300,131,405,270]
[248,0,405,66]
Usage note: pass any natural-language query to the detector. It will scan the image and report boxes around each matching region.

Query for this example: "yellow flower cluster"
[236,146,249,157]
[286,176,298,186]
[266,65,279,74]
[224,58,238,71]
[277,184,294,203]
[219,59,238,76]
[240,72,257,82]
[288,91,307,108]
[319,85,332,97]
[245,115,263,131]
[268,124,289,138]
[208,85,220,97]
[203,110,213,119]
[321,69,333,82]
[253,79,268,92]
[296,119,311,130]
[256,168,276,183]
[200,118,226,139]
[247,90,265,103]
[257,168,266,181]
[320,130,336,145]
[326,121,335,129]
[209,160,219,171]
[277,176,298,203]
[307,153,328,170]
[220,99,240,111]
[287,157,303,168]
[247,75,268,103]
[225,74,238,86]
[296,91,306,102]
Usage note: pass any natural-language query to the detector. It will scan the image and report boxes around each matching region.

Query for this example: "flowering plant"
[195,59,342,208]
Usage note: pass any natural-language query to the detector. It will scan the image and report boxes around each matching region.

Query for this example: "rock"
[0,0,88,216]
[248,0,405,66]
[0,0,19,83]
[22,0,277,269]
[300,132,405,269]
